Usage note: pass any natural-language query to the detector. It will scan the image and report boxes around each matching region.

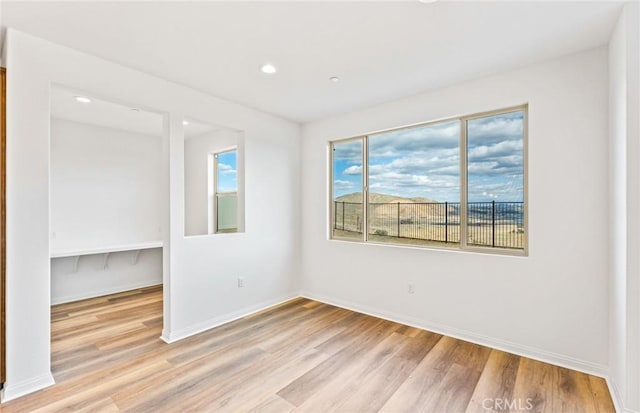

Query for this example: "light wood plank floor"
[0,286,614,412]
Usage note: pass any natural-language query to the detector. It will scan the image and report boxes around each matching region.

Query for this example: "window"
[214,149,238,233]
[465,111,525,250]
[184,118,244,237]
[330,106,527,254]
[331,139,364,241]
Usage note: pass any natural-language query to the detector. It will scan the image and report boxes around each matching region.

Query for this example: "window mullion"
[363,136,369,242]
[213,152,219,233]
[460,119,468,250]
[329,142,335,239]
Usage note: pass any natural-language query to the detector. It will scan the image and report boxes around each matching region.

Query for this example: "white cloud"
[467,113,524,145]
[468,140,522,161]
[368,120,460,158]
[218,163,237,175]
[333,140,363,162]
[343,165,362,175]
[468,179,523,202]
[334,180,356,190]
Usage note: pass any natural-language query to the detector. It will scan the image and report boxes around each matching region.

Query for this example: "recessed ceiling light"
[182,120,189,126]
[329,76,340,83]
[260,63,277,74]
[74,96,91,103]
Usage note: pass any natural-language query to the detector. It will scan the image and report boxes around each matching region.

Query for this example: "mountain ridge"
[335,192,438,204]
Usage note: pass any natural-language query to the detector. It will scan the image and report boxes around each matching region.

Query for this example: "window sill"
[328,236,528,258]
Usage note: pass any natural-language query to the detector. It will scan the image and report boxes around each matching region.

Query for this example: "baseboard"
[51,281,162,305]
[606,377,623,413]
[607,376,640,413]
[160,292,300,343]
[301,291,609,378]
[1,372,55,403]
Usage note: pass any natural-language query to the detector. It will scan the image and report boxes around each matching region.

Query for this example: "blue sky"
[333,111,524,202]
[217,150,237,193]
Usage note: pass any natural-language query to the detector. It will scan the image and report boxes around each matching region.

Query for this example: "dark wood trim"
[1,66,6,385]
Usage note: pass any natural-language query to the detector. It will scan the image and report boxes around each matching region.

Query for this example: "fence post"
[397,202,400,238]
[492,200,496,247]
[334,201,337,230]
[342,202,345,230]
[445,202,448,243]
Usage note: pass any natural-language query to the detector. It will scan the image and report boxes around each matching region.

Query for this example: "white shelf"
[51,241,163,272]
[51,241,163,258]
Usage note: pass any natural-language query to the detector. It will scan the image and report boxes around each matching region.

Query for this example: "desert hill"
[335,192,450,219]
[336,192,438,204]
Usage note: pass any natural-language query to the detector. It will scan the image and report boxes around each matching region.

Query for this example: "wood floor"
[0,286,614,412]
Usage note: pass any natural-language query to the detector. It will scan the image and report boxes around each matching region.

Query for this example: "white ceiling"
[2,1,624,123]
[51,87,164,137]
[51,87,219,138]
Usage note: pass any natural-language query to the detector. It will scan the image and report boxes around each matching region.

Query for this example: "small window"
[214,149,238,233]
[330,106,527,255]
[331,138,364,241]
[184,118,244,237]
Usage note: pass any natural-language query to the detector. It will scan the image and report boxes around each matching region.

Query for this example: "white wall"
[50,119,162,249]
[51,249,162,305]
[184,129,243,236]
[3,29,300,401]
[301,48,610,375]
[50,118,163,304]
[609,8,628,410]
[609,3,640,412]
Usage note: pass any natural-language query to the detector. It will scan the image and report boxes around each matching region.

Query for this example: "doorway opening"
[49,86,165,380]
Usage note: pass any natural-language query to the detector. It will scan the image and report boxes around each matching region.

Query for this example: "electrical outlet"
[408,283,415,294]
[238,277,245,288]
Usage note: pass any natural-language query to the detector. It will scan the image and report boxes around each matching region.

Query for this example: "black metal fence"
[334,201,524,249]
[467,201,524,249]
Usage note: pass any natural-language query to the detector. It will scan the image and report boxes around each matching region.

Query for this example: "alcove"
[49,86,164,304]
